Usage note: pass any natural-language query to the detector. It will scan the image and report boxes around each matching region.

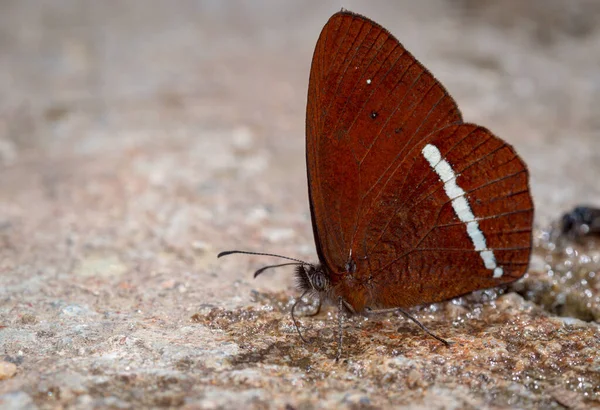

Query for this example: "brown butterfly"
[219,10,534,359]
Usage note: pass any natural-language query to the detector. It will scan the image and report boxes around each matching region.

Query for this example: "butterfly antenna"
[252,262,302,278]
[217,250,309,265]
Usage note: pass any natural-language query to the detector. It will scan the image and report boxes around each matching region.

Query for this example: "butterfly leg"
[336,296,344,361]
[365,307,453,347]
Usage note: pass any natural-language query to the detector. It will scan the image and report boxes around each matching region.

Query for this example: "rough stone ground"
[1,0,600,409]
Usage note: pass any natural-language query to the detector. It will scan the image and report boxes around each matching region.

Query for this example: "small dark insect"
[560,206,600,240]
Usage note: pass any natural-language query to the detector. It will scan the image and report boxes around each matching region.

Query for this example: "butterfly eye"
[310,271,328,292]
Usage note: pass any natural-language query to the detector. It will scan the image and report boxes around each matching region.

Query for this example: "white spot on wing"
[422,143,504,278]
[436,163,455,184]
[466,221,486,250]
[422,144,441,165]
[452,197,475,221]
[479,250,496,270]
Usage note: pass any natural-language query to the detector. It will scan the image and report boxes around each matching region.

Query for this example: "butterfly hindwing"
[355,124,533,308]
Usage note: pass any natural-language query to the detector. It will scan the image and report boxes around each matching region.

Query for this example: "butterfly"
[219,10,534,359]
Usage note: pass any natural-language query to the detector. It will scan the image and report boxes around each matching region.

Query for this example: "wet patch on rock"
[189,287,600,408]
[512,227,600,322]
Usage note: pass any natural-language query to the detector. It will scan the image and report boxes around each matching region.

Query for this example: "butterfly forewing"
[306,11,533,311]
[307,11,462,270]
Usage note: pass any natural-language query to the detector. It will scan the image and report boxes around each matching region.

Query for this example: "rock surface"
[1,0,599,409]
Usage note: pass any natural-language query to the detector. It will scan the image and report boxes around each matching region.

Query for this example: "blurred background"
[1,0,600,308]
[1,0,600,313]
[1,0,600,407]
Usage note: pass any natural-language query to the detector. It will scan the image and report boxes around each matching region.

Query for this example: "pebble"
[407,368,425,389]
[0,361,17,380]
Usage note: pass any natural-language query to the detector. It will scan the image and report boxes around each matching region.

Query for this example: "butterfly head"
[295,264,331,294]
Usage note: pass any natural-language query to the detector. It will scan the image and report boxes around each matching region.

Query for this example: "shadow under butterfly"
[219,9,534,360]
